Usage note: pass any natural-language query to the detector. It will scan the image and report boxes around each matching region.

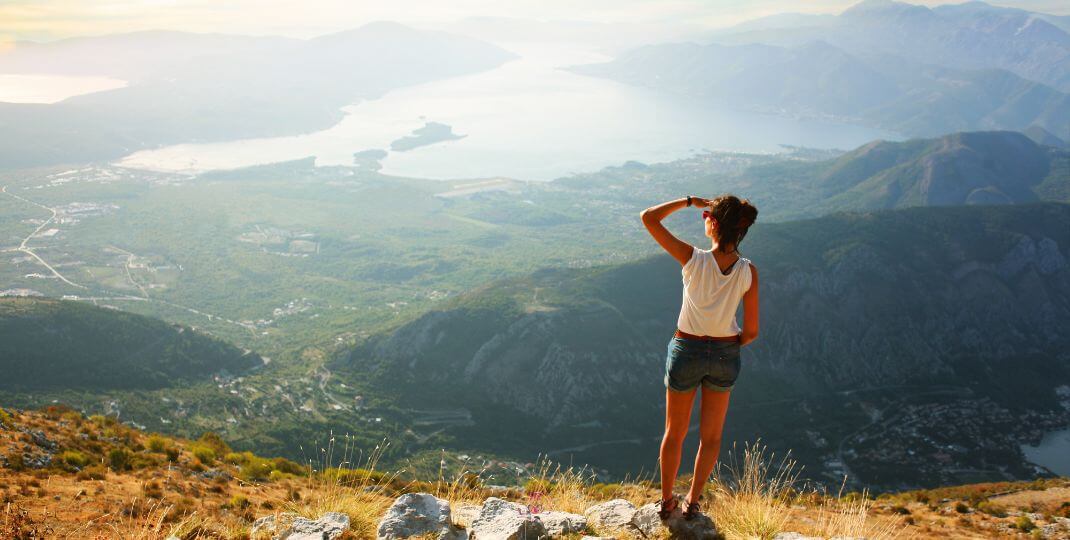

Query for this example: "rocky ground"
[1,406,1068,539]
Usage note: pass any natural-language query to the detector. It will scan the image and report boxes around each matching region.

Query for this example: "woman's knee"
[663,426,688,446]
[699,432,722,448]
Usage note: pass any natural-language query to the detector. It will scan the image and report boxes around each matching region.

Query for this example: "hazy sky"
[2,0,1068,42]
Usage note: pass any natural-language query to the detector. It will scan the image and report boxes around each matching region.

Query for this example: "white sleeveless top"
[677,246,753,337]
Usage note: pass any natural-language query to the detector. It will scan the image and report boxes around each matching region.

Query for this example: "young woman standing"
[640,194,759,520]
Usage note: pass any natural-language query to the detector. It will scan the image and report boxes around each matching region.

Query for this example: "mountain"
[713,0,1070,92]
[569,39,1070,137]
[811,131,1058,209]
[337,202,1070,488]
[0,23,516,169]
[720,131,1069,221]
[0,297,262,391]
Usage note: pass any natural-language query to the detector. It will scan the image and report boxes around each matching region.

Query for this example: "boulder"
[247,512,350,540]
[583,499,636,530]
[377,493,466,540]
[469,497,548,540]
[536,510,586,535]
[250,512,301,537]
[453,504,483,528]
[632,502,720,540]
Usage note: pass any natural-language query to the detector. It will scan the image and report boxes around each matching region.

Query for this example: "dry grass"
[705,442,907,540]
[706,441,800,540]
[280,433,396,539]
[806,491,906,540]
[523,457,598,515]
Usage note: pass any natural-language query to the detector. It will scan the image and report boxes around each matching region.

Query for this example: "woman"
[639,194,759,520]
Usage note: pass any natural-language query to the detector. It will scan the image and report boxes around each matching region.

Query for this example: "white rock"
[536,510,586,535]
[453,504,483,528]
[469,497,547,540]
[283,512,350,540]
[583,499,636,530]
[378,493,466,540]
[250,512,301,537]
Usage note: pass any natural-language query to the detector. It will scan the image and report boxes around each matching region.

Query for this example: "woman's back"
[677,246,752,337]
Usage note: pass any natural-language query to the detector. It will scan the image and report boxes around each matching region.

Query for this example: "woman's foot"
[682,496,702,520]
[657,496,679,520]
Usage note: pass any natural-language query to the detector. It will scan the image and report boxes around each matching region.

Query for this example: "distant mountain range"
[710,0,1070,92]
[0,23,515,169]
[743,130,1069,219]
[571,0,1070,137]
[338,202,1070,488]
[0,297,262,391]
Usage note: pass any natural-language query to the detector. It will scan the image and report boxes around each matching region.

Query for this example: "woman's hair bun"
[737,199,758,229]
[708,194,758,251]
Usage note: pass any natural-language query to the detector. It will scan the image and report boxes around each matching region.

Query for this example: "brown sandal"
[657,496,678,520]
[683,497,701,520]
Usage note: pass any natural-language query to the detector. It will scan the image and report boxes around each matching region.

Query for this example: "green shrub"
[0,407,12,426]
[4,451,26,471]
[107,448,131,471]
[146,435,169,453]
[1016,515,1036,532]
[164,446,180,462]
[129,453,162,470]
[239,455,274,481]
[955,502,969,513]
[272,457,304,476]
[190,445,216,465]
[197,432,231,456]
[60,450,89,469]
[76,464,107,481]
[227,495,251,510]
[976,501,1007,517]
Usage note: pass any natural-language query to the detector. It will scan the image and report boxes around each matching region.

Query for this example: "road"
[2,184,255,335]
[1,185,87,289]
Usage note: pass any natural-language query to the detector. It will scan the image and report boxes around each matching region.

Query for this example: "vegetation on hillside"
[0,297,262,391]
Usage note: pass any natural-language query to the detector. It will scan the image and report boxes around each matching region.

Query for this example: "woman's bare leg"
[660,388,697,502]
[686,388,732,503]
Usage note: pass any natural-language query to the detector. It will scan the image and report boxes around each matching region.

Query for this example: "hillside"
[735,131,1070,220]
[2,406,1068,539]
[338,202,1070,490]
[0,297,262,391]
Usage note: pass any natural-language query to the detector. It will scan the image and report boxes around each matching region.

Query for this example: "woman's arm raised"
[640,197,706,266]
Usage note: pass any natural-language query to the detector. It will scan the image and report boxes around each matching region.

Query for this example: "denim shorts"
[664,336,742,392]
